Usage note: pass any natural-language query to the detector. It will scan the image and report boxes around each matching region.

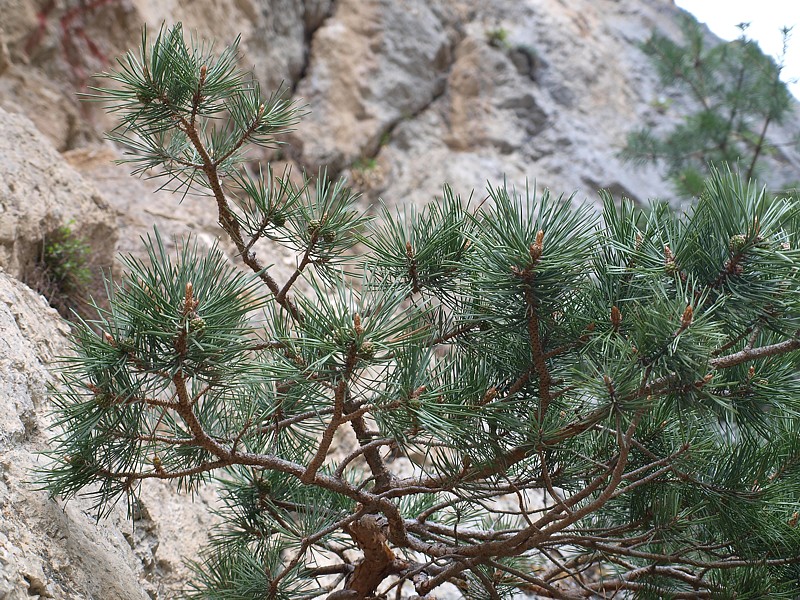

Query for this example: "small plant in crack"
[486,27,511,49]
[29,222,92,317]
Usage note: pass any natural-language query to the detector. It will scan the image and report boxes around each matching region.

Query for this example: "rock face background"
[0,0,798,598]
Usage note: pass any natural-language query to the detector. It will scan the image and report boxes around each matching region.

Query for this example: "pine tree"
[43,24,800,599]
[622,16,795,198]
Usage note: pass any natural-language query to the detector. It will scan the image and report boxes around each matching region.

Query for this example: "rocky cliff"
[0,0,798,598]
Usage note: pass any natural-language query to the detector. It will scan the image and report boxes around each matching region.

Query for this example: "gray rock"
[0,269,148,600]
[288,0,458,172]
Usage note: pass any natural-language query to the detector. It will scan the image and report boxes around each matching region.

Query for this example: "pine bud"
[680,305,693,331]
[611,305,622,331]
[353,313,364,335]
[307,219,322,235]
[184,282,194,314]
[322,230,337,243]
[96,392,113,408]
[410,385,427,399]
[664,244,677,274]
[728,234,747,253]
[529,230,544,263]
[358,340,376,359]
[481,386,498,405]
[695,373,713,388]
[271,212,286,227]
[189,317,207,335]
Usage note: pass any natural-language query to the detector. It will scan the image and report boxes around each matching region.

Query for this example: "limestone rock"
[2,0,798,206]
[288,0,458,172]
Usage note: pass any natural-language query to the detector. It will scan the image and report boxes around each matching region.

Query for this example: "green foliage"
[351,156,378,172]
[486,27,510,49]
[622,17,795,197]
[42,24,800,599]
[32,223,92,317]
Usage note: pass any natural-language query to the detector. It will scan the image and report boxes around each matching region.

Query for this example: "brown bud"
[481,386,498,405]
[405,241,413,258]
[199,64,207,84]
[789,512,799,528]
[664,244,679,274]
[529,230,544,263]
[695,373,713,388]
[724,259,744,276]
[748,366,755,379]
[680,305,693,330]
[411,385,427,399]
[611,305,622,331]
[184,282,194,314]
[353,313,364,335]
